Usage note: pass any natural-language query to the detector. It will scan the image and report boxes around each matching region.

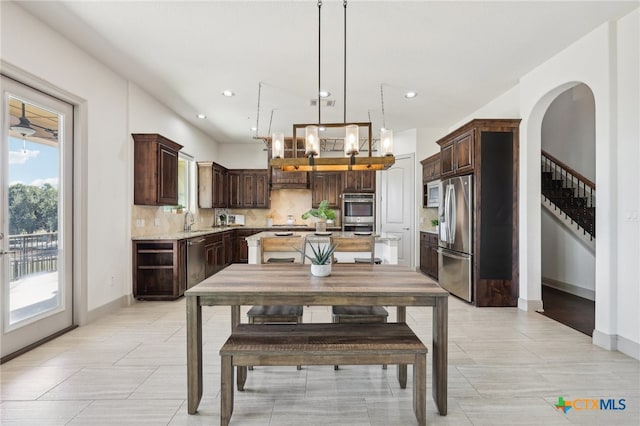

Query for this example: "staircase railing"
[541,150,595,239]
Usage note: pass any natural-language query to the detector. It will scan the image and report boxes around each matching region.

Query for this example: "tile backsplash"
[131,189,341,237]
[420,207,439,232]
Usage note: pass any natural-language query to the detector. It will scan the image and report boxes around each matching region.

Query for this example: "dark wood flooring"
[540,285,595,336]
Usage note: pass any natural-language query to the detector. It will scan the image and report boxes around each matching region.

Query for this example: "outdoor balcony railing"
[8,232,58,281]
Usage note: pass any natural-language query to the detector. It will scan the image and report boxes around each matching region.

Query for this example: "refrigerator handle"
[442,183,451,243]
[446,183,456,244]
[437,248,469,260]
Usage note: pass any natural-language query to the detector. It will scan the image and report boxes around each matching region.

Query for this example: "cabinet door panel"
[213,165,228,208]
[454,131,474,173]
[254,172,269,208]
[228,171,241,207]
[312,172,341,208]
[241,174,254,207]
[440,143,454,177]
[158,145,178,204]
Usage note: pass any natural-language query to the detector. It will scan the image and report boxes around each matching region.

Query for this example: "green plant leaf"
[295,241,338,265]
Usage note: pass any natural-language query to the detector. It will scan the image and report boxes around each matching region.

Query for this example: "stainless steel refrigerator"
[438,174,473,302]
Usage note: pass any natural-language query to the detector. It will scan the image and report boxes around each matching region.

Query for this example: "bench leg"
[413,354,426,426]
[221,355,234,426]
[237,366,247,391]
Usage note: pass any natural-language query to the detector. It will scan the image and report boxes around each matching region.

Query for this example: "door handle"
[402,227,410,230]
[0,250,17,256]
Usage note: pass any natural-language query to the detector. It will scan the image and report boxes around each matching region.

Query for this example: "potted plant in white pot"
[298,240,338,277]
[301,200,336,232]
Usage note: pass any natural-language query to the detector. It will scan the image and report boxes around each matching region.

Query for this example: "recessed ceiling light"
[319,91,331,98]
[404,91,418,99]
[196,113,207,119]
[250,127,257,132]
[221,90,235,97]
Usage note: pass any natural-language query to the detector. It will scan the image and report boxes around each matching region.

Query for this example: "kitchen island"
[246,231,400,264]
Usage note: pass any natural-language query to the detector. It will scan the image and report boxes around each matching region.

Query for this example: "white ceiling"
[17,1,639,146]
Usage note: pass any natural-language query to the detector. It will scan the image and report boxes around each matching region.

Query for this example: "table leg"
[396,306,407,388]
[433,296,448,415]
[187,295,203,414]
[230,305,247,390]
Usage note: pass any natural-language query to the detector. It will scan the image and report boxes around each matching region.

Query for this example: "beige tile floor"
[1,296,639,425]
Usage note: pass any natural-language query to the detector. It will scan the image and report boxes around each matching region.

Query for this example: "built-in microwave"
[425,180,440,208]
[342,193,375,230]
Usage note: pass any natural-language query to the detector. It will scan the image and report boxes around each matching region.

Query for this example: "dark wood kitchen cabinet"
[419,232,438,280]
[234,229,259,263]
[438,129,474,178]
[269,138,309,189]
[421,153,441,182]
[133,239,186,300]
[197,161,228,208]
[133,133,183,206]
[342,170,376,193]
[436,119,520,307]
[311,172,342,208]
[223,230,234,266]
[228,169,270,209]
[204,233,225,278]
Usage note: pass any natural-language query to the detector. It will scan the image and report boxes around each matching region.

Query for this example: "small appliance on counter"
[227,214,245,225]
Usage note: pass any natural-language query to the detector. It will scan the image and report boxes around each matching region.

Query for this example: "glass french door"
[1,76,74,361]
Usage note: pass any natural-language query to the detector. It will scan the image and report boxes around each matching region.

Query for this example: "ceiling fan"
[10,102,37,137]
[9,101,58,141]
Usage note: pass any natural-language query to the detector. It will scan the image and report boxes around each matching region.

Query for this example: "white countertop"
[131,226,236,241]
[131,226,344,241]
[245,231,401,242]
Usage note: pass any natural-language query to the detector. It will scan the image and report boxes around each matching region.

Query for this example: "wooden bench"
[219,322,427,426]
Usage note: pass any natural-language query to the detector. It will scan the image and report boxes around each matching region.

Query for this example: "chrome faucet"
[184,210,195,232]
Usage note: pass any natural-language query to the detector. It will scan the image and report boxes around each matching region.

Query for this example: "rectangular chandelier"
[269,122,395,172]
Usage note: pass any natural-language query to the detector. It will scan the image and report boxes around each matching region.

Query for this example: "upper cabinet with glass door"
[132,133,183,206]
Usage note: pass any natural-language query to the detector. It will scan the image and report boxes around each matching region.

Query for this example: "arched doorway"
[539,83,596,335]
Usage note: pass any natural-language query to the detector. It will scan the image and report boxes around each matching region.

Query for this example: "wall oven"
[342,193,375,232]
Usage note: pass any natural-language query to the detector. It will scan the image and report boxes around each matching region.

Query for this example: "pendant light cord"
[318,0,322,127]
[343,0,347,124]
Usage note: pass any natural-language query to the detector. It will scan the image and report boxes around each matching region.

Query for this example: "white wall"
[451,85,521,131]
[1,2,220,318]
[128,84,219,161]
[614,9,640,357]
[541,210,595,297]
[541,84,596,181]
[218,142,267,169]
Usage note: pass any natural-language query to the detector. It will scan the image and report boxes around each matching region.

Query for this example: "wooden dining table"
[185,263,449,416]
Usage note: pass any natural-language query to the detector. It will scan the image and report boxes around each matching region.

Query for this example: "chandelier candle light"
[269,0,395,172]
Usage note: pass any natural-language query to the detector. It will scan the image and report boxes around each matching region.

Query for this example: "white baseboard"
[518,298,543,312]
[617,335,640,360]
[592,329,616,350]
[542,277,595,301]
[592,330,640,360]
[84,295,132,325]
